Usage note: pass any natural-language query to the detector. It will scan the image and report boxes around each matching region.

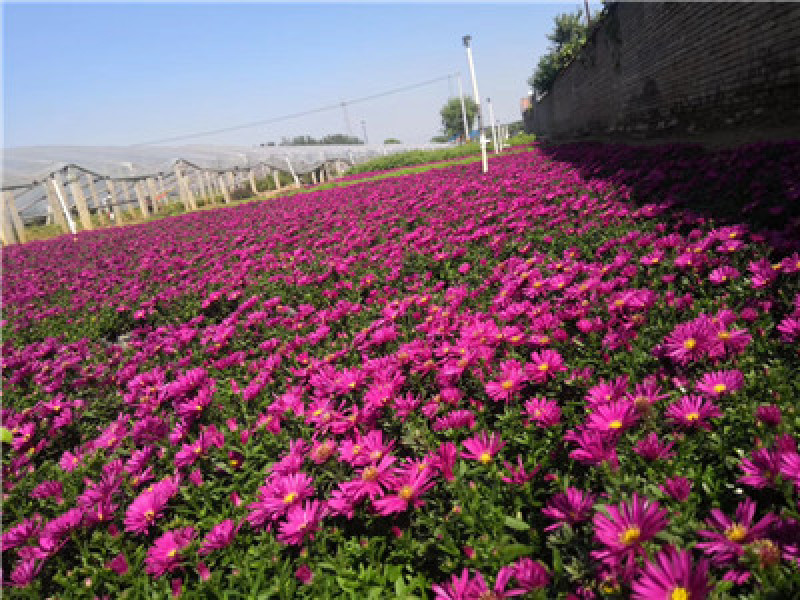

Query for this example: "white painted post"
[174,167,189,211]
[146,178,160,213]
[284,157,300,186]
[203,171,215,203]
[272,169,281,191]
[51,173,78,235]
[120,181,133,218]
[311,170,318,185]
[1,191,20,245]
[69,171,94,231]
[487,97,499,154]
[106,180,123,224]
[463,35,488,173]
[86,175,102,222]
[218,175,231,203]
[6,191,27,243]
[43,180,69,232]
[184,172,197,210]
[249,169,258,195]
[134,180,150,219]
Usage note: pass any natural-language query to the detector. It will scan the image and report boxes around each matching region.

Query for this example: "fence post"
[284,157,300,186]
[51,173,78,234]
[1,191,20,245]
[249,169,258,195]
[146,178,160,213]
[86,175,103,221]
[44,179,69,232]
[69,170,94,231]
[106,179,123,224]
[218,174,231,203]
[272,169,281,191]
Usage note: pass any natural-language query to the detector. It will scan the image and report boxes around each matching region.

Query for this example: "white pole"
[463,36,488,173]
[284,157,300,186]
[487,97,499,154]
[51,173,77,235]
[457,73,470,144]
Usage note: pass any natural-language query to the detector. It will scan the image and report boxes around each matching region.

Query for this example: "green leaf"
[503,515,530,531]
[0,427,11,444]
[498,544,534,563]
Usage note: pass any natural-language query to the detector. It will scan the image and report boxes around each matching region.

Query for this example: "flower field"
[2,141,800,599]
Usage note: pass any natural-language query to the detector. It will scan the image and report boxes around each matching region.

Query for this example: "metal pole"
[457,73,470,144]
[584,0,591,27]
[284,157,300,186]
[463,35,488,173]
[487,97,499,154]
[361,120,368,145]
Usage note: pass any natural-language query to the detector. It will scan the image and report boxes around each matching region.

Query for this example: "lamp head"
[462,35,471,48]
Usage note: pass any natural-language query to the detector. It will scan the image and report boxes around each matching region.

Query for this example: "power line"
[133,73,458,146]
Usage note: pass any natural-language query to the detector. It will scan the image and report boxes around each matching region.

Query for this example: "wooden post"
[86,175,101,214]
[106,180,123,224]
[43,180,69,232]
[272,170,281,191]
[69,171,94,231]
[134,180,150,219]
[146,178,160,213]
[5,190,27,244]
[157,176,168,207]
[174,167,189,211]
[249,169,258,195]
[51,173,78,234]
[184,172,197,210]
[1,191,19,245]
[218,175,231,203]
[311,170,318,185]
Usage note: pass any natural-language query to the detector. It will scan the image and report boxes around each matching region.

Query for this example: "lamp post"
[487,97,499,154]
[462,35,488,173]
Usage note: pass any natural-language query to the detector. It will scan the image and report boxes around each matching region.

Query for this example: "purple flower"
[632,546,712,600]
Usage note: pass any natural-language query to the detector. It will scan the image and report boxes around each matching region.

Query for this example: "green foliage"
[439,97,479,139]
[280,133,364,146]
[383,138,402,145]
[345,142,483,176]
[528,10,588,96]
[506,133,536,147]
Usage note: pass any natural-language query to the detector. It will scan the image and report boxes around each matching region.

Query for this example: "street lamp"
[462,35,488,173]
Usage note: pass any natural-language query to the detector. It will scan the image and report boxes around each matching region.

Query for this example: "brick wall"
[529,2,800,139]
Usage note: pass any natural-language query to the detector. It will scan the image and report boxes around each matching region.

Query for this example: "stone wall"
[528,2,800,139]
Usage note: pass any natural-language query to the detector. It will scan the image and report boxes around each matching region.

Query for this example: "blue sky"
[3,2,598,148]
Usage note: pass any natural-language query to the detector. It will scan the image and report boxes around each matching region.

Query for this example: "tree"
[528,10,587,96]
[439,97,479,139]
[383,138,402,145]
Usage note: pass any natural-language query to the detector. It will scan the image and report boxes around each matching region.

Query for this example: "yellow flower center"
[479,452,492,464]
[671,587,689,600]
[619,526,641,546]
[145,510,155,521]
[717,331,731,341]
[608,420,623,430]
[726,523,748,543]
[713,384,727,394]
[399,486,413,500]
[683,338,696,350]
[168,549,177,558]
[538,363,549,372]
[351,445,361,455]
[362,467,378,482]
[283,492,298,504]
[501,380,514,390]
[686,412,700,422]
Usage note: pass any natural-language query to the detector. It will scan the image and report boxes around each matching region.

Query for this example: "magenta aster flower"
[663,320,711,365]
[632,546,712,600]
[780,451,800,489]
[432,568,480,600]
[461,431,506,465]
[527,349,566,384]
[634,433,676,462]
[542,487,595,531]
[696,498,777,580]
[665,395,722,431]
[756,404,782,427]
[124,477,180,535]
[372,467,436,516]
[198,519,240,556]
[523,397,561,428]
[738,447,783,489]
[586,400,639,435]
[777,316,800,343]
[660,476,692,503]
[501,455,539,485]
[246,472,314,528]
[592,493,669,572]
[695,370,743,398]
[485,360,527,403]
[566,428,619,469]
[342,454,397,501]
[277,500,326,546]
[509,557,550,592]
[145,527,195,578]
[709,266,740,285]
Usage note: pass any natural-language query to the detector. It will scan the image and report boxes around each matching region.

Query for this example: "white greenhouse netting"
[1,142,450,222]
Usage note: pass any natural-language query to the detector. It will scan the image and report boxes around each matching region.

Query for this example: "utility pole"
[584,0,591,27]
[462,35,488,173]
[487,97,499,154]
